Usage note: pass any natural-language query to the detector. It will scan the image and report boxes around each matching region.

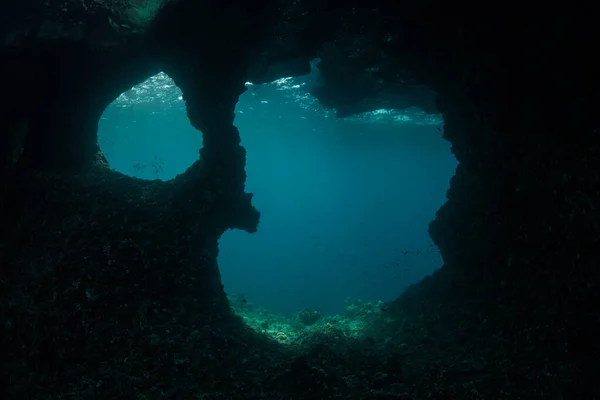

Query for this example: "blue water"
[99,75,457,316]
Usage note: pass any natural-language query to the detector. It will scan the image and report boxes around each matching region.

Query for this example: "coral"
[293,308,322,326]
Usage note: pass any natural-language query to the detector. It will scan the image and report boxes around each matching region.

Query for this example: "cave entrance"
[97,72,202,181]
[96,67,457,343]
[218,70,458,340]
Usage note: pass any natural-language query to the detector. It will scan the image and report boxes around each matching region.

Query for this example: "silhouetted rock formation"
[1,0,598,398]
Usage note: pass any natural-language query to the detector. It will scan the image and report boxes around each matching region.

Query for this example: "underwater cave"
[0,1,598,399]
[99,68,457,320]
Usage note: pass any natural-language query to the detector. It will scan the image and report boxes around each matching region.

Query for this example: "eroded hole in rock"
[98,72,203,181]
[219,69,458,340]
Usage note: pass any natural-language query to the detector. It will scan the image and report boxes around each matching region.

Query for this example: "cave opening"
[96,64,458,335]
[218,69,458,336]
[97,72,202,181]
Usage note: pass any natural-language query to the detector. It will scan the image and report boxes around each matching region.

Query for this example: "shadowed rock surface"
[1,0,598,398]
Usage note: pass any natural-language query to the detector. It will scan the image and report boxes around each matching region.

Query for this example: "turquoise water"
[98,74,457,316]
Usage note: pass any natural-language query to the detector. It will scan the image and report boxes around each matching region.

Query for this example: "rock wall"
[0,0,598,398]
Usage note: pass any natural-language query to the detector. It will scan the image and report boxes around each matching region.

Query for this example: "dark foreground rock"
[1,1,598,398]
